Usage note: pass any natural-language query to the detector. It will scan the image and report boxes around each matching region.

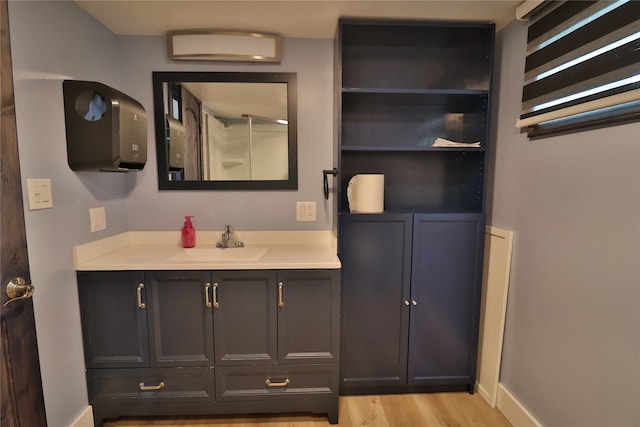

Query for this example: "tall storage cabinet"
[336,19,494,394]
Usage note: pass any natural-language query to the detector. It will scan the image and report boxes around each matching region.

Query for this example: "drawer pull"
[278,281,284,307]
[212,282,220,308]
[205,282,212,308]
[138,381,165,391]
[137,283,145,309]
[265,377,290,387]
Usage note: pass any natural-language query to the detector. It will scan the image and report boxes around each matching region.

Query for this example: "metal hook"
[323,168,337,200]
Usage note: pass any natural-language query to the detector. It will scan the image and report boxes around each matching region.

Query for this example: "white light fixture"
[167,30,281,63]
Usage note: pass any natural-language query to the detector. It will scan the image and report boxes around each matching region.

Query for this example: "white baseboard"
[496,384,543,427]
[69,405,93,427]
[475,382,494,408]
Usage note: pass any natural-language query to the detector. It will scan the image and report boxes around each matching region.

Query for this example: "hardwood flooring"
[104,392,512,426]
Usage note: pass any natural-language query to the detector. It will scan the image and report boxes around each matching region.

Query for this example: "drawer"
[216,364,338,401]
[87,367,215,404]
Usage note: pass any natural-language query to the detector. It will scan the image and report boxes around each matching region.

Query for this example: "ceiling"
[75,1,520,39]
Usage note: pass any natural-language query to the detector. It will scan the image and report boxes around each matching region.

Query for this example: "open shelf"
[339,150,484,213]
[341,90,488,149]
[341,22,492,91]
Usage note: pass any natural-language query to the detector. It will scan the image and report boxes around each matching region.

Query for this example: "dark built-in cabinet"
[339,214,484,393]
[335,19,494,394]
[77,269,340,426]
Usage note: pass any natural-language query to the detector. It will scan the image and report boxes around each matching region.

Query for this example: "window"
[516,0,640,138]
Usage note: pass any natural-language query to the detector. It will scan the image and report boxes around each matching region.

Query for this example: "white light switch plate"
[27,178,53,210]
[89,207,107,232]
[296,201,317,222]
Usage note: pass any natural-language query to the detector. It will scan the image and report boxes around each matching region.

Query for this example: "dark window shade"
[517,0,640,138]
[523,42,640,105]
[525,1,638,73]
[527,1,594,44]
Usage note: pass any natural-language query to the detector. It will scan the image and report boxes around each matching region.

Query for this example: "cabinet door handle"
[411,300,418,306]
[137,283,146,309]
[138,381,165,391]
[212,282,220,308]
[278,281,284,307]
[404,300,410,306]
[265,377,290,387]
[204,282,212,308]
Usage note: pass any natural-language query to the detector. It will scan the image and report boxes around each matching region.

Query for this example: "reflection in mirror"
[152,72,297,190]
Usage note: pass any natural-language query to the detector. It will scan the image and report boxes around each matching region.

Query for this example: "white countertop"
[74,231,341,271]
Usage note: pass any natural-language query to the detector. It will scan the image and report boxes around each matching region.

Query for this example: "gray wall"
[9,2,334,426]
[116,35,335,232]
[9,2,129,426]
[490,20,640,427]
[9,2,640,427]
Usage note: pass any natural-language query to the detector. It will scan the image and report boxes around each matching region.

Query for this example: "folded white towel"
[431,137,481,148]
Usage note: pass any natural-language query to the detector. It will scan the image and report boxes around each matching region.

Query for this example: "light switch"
[27,178,53,210]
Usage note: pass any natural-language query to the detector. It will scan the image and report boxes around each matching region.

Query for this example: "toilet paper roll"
[347,174,384,213]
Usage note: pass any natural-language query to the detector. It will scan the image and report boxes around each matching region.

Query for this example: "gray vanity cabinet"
[78,268,340,426]
[146,271,215,366]
[77,271,149,368]
[212,270,340,366]
[78,271,214,369]
[78,270,216,427]
[213,269,341,421]
[212,270,278,365]
[277,270,340,364]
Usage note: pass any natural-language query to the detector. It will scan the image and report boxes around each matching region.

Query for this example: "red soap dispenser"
[181,216,196,248]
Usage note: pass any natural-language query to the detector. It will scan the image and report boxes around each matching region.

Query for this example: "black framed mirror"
[152,71,297,190]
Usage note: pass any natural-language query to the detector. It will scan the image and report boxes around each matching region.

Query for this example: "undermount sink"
[166,247,269,263]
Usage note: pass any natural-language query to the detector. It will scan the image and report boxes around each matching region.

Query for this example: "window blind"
[516,0,640,138]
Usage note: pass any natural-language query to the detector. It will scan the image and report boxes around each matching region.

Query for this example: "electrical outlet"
[89,207,107,232]
[296,201,317,222]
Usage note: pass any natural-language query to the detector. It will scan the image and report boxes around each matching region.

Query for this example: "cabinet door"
[339,214,413,390]
[408,213,485,386]
[213,270,277,366]
[146,271,214,367]
[277,270,340,364]
[77,271,149,368]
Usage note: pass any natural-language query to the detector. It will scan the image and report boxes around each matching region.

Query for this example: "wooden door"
[338,213,413,392]
[212,270,277,366]
[408,213,485,389]
[146,271,214,367]
[277,269,340,364]
[0,0,47,424]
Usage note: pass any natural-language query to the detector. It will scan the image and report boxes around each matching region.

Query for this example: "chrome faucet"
[216,225,244,248]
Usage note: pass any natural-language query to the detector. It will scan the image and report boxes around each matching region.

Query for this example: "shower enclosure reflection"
[204,114,288,181]
[152,72,298,190]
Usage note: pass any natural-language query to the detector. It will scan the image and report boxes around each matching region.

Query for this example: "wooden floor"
[104,393,512,427]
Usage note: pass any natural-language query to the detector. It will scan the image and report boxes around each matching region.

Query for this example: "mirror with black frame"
[152,72,297,190]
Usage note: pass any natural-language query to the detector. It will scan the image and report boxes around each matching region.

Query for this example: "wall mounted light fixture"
[167,30,281,63]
